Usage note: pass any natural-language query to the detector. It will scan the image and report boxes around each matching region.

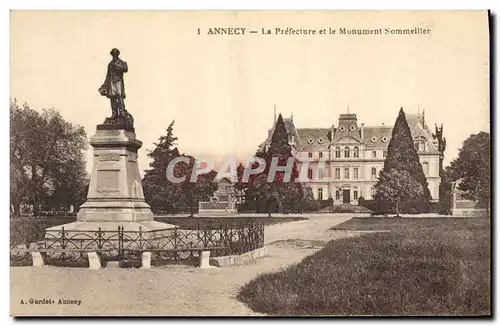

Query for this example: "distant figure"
[99,48,128,119]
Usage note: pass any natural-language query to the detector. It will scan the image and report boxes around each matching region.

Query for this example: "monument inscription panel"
[99,152,120,161]
[96,169,120,193]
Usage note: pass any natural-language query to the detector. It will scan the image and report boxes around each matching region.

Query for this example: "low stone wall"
[353,213,462,218]
[209,246,269,267]
[352,213,372,218]
[452,208,489,217]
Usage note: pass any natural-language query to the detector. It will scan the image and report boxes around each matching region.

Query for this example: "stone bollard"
[31,252,46,267]
[141,252,152,269]
[87,252,102,269]
[199,251,211,269]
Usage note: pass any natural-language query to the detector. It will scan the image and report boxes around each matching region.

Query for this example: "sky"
[10,10,490,174]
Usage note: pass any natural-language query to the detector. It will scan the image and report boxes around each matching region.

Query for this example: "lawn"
[237,217,491,316]
[155,216,308,229]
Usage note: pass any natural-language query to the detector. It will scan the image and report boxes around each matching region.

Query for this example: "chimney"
[360,123,364,140]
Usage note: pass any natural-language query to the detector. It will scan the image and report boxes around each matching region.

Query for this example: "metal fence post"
[118,226,123,260]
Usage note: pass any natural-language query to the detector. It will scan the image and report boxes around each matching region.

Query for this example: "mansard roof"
[362,126,393,149]
[295,128,331,151]
[261,111,439,154]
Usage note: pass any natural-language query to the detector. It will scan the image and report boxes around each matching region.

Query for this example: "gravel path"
[11,214,366,316]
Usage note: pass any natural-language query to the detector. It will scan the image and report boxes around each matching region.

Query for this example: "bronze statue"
[432,123,446,176]
[432,123,446,154]
[99,48,134,128]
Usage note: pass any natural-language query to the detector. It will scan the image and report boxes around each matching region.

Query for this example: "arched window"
[353,146,359,158]
[344,146,350,158]
[335,147,341,158]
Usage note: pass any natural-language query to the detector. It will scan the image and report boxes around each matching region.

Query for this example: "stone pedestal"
[46,125,175,234]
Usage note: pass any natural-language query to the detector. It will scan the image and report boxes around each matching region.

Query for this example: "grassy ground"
[156,216,308,229]
[330,216,489,232]
[237,217,491,316]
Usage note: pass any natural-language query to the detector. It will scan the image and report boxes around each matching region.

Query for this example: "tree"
[375,169,424,216]
[176,156,217,217]
[10,99,88,216]
[142,122,218,215]
[10,160,29,217]
[142,121,183,212]
[374,108,431,213]
[302,186,321,212]
[432,123,450,214]
[245,114,304,215]
[448,132,490,209]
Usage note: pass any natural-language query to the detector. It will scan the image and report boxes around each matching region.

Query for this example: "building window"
[308,152,313,158]
[353,146,359,158]
[353,168,359,180]
[318,168,324,180]
[414,140,426,152]
[318,188,323,201]
[335,168,340,179]
[319,151,323,159]
[371,167,377,179]
[372,150,377,158]
[308,168,313,180]
[344,168,349,179]
[353,190,358,200]
[383,150,387,158]
[423,162,429,176]
[335,147,341,158]
[335,189,340,200]
[371,187,375,196]
[344,147,350,158]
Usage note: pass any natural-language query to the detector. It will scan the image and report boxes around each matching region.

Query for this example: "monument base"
[76,199,156,222]
[44,125,177,238]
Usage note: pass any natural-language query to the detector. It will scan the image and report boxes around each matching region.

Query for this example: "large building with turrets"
[261,110,441,204]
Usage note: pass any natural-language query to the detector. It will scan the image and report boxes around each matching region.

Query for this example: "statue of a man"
[99,48,128,119]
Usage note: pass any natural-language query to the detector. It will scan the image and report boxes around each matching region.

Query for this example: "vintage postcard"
[9,10,490,316]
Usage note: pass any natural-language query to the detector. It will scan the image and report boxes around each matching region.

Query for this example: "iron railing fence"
[10,219,264,266]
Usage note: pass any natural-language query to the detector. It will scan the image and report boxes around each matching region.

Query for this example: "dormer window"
[307,138,314,144]
[371,136,377,143]
[339,126,345,132]
[318,137,324,144]
[349,125,355,131]
[414,137,427,152]
[382,136,388,143]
